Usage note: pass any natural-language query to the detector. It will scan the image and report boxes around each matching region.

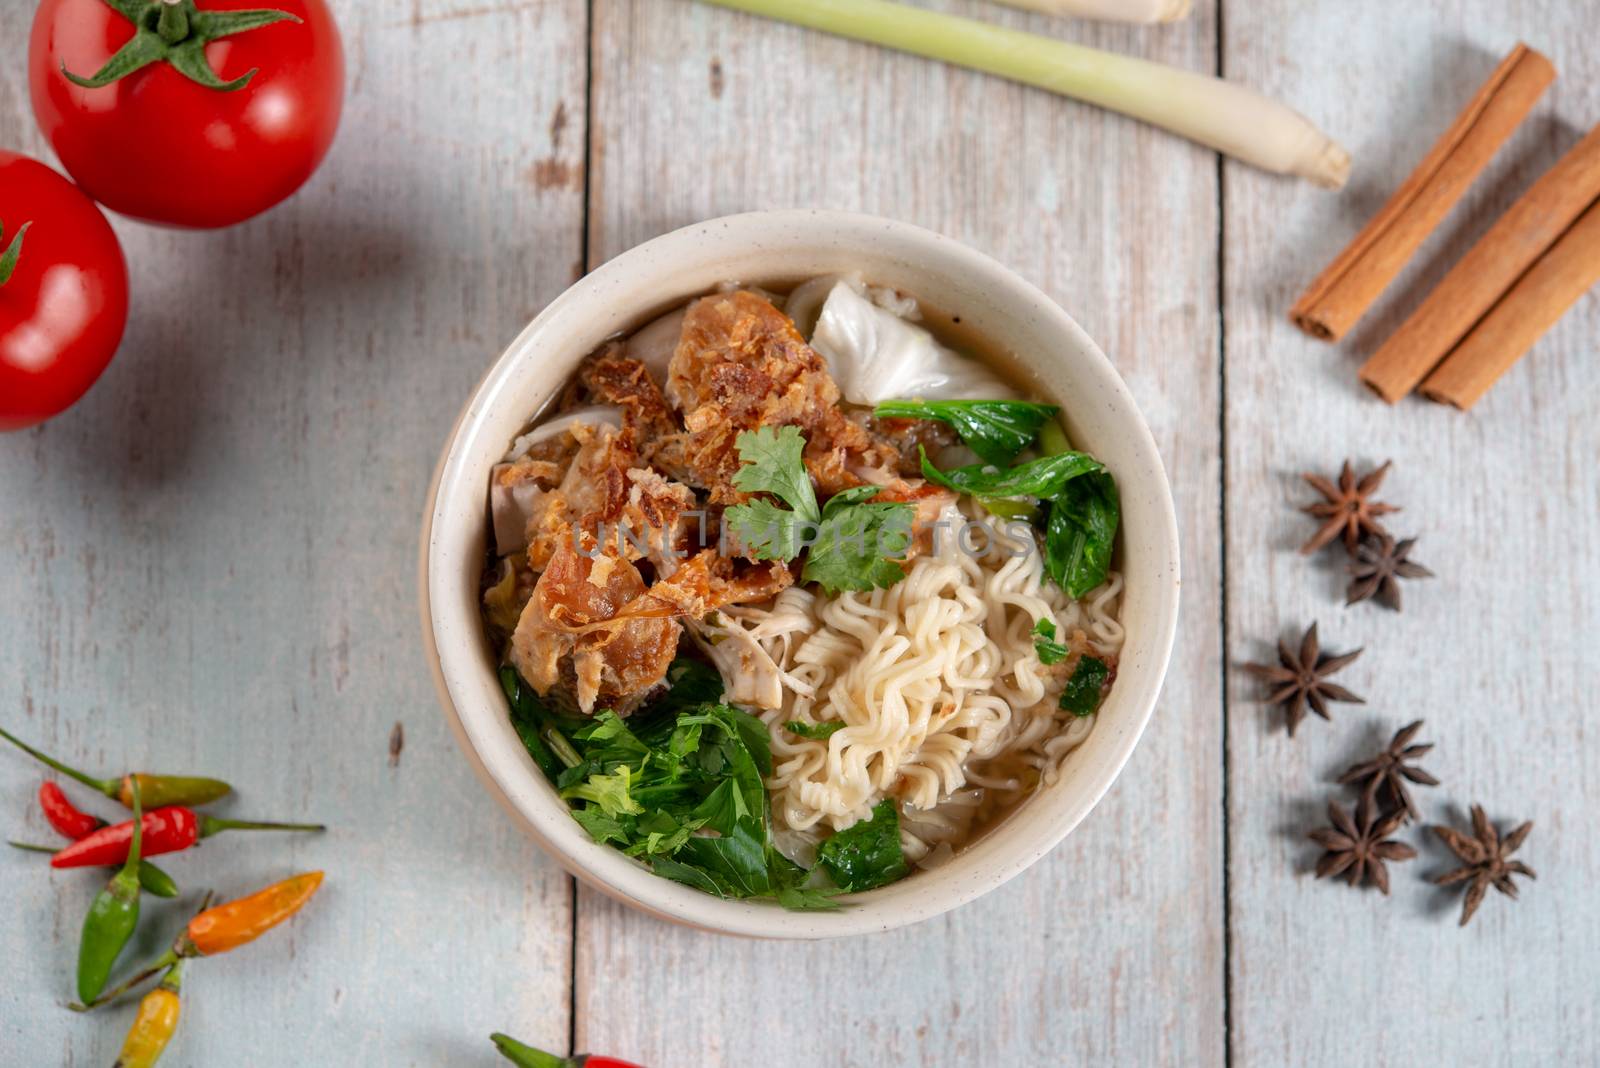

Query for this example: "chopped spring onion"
[696,0,1349,188]
[989,0,1191,25]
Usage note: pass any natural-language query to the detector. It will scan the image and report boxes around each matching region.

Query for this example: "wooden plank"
[1222,6,1600,1064]
[581,2,1224,1064]
[0,1,586,1061]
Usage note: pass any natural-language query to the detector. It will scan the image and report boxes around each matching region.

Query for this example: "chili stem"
[8,840,54,853]
[0,726,115,797]
[71,950,178,1012]
[199,817,325,835]
[124,779,144,872]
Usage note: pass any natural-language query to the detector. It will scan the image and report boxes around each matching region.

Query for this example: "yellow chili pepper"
[113,962,183,1068]
[186,870,323,955]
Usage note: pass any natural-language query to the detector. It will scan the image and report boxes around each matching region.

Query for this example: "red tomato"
[0,151,129,431]
[29,0,345,229]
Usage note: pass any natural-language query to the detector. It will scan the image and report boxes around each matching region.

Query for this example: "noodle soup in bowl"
[420,210,1180,938]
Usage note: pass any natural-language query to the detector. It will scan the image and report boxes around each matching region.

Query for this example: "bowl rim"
[419,209,1181,939]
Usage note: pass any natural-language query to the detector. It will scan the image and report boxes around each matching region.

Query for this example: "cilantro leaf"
[729,425,819,521]
[786,720,845,740]
[1059,655,1110,717]
[621,810,701,857]
[725,498,815,561]
[817,798,909,892]
[1032,618,1070,665]
[819,484,887,513]
[802,499,915,594]
[571,806,631,847]
[629,658,726,748]
[875,399,1059,466]
[559,764,644,818]
[571,710,650,765]
[724,429,915,595]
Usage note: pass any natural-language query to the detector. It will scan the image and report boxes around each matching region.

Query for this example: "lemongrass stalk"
[696,0,1349,188]
[990,0,1192,25]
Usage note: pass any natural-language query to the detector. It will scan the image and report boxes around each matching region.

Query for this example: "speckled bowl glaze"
[420,210,1180,939]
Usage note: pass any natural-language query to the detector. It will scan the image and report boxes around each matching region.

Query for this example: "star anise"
[1299,459,1399,555]
[1338,720,1439,822]
[1308,794,1416,894]
[1241,622,1365,736]
[1346,534,1433,611]
[1433,806,1535,926]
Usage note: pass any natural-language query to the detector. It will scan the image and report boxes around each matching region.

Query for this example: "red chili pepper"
[40,781,103,839]
[50,807,324,869]
[491,1034,643,1068]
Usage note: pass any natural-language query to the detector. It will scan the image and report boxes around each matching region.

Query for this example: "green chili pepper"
[6,841,178,899]
[0,726,231,809]
[77,779,146,1003]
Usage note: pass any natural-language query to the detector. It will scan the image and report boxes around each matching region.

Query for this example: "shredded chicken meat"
[497,288,952,715]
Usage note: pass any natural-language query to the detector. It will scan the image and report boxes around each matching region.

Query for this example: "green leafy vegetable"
[674,819,772,896]
[724,427,914,595]
[1044,470,1119,598]
[725,498,815,562]
[729,425,818,517]
[559,765,645,817]
[786,720,846,740]
[571,711,650,765]
[630,657,727,749]
[1059,655,1110,717]
[875,399,1059,466]
[981,498,1039,523]
[775,885,845,911]
[1031,618,1069,665]
[499,666,585,781]
[1037,418,1071,457]
[919,446,1103,500]
[802,491,914,593]
[571,807,631,847]
[499,660,908,909]
[818,799,909,892]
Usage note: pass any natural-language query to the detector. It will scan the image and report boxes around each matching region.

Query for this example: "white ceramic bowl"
[420,210,1180,939]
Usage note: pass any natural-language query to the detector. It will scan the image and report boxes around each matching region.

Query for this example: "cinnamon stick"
[1419,196,1600,409]
[1361,122,1600,402]
[1289,44,1554,341]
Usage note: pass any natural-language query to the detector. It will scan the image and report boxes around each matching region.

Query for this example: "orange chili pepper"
[76,874,324,1011]
[113,962,183,1068]
[184,871,324,956]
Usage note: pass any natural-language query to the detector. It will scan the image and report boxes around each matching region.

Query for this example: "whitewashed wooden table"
[2,1,1597,1064]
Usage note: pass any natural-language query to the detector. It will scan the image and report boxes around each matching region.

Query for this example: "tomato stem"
[0,220,30,287]
[60,0,303,93]
[156,0,190,45]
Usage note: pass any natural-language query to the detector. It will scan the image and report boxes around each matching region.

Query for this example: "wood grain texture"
[1223,4,1600,1065]
[581,2,1224,1064]
[0,0,587,1062]
[4,0,1594,1063]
